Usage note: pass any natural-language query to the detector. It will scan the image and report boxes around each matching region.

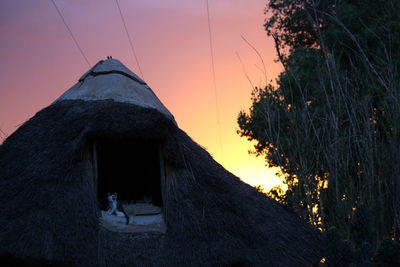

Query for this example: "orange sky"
[0,0,284,191]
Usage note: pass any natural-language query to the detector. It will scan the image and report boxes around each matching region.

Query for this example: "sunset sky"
[0,0,284,191]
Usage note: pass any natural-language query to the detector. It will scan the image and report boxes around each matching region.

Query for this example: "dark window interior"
[96,139,162,210]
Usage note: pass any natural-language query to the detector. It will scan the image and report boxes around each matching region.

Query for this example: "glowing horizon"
[0,0,284,191]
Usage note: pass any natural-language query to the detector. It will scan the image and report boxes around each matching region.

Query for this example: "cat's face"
[108,192,117,202]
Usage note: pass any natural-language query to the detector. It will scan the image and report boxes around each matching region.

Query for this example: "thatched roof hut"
[0,59,325,266]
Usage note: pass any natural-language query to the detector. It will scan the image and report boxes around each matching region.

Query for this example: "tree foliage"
[238,0,400,264]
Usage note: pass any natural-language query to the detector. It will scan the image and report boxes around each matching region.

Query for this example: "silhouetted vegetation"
[238,0,400,265]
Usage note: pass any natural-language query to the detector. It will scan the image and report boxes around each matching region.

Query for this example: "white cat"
[106,192,129,225]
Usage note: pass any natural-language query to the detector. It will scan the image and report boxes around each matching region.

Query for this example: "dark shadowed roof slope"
[0,59,325,266]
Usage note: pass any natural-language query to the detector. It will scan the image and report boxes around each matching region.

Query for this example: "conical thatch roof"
[0,59,325,266]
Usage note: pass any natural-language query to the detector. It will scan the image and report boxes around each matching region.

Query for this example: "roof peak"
[55,58,176,123]
[79,58,146,85]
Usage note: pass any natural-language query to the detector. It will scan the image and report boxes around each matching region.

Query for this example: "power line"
[206,0,223,161]
[115,0,144,78]
[51,0,91,68]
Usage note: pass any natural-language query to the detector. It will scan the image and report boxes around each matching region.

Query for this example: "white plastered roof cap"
[55,58,175,122]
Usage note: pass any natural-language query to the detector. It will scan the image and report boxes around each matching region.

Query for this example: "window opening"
[95,139,165,233]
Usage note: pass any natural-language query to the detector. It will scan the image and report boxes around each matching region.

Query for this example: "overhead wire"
[50,0,91,68]
[206,0,224,162]
[115,0,144,78]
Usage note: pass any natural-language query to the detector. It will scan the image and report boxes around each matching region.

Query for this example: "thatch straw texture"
[0,99,325,266]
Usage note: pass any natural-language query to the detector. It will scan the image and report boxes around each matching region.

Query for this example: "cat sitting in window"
[106,192,129,225]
